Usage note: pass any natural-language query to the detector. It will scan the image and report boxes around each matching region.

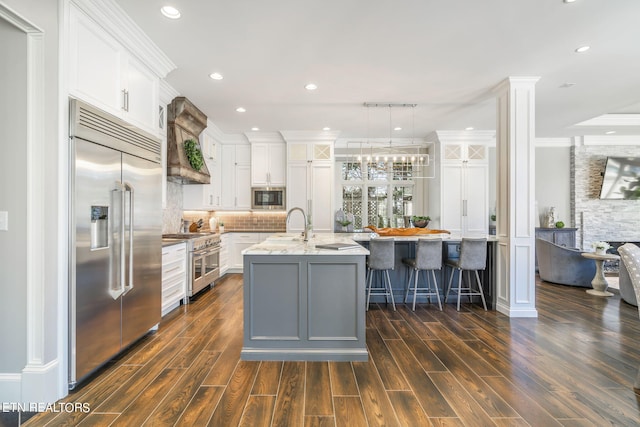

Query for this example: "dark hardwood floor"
[21,274,640,426]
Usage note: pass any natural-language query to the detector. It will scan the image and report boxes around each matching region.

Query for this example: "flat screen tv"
[599,157,640,200]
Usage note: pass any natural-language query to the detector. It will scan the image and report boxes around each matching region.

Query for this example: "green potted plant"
[183,139,204,171]
[411,215,431,228]
[337,219,352,232]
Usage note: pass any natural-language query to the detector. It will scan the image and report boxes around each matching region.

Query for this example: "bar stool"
[366,238,396,311]
[444,237,488,311]
[402,238,443,311]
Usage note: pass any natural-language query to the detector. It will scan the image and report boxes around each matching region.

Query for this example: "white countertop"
[242,233,370,256]
[242,232,498,256]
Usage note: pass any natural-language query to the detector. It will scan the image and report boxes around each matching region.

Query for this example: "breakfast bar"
[241,231,497,362]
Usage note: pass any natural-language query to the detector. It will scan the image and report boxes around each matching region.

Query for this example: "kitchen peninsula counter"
[241,233,369,361]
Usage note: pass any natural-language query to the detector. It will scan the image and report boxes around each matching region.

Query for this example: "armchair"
[619,256,638,306]
[535,238,596,287]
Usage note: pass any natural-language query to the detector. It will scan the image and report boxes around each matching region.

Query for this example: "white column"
[494,77,539,317]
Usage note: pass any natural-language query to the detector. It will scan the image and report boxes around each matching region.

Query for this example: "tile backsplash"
[182,210,287,232]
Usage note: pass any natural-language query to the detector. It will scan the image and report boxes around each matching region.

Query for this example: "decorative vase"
[219,225,224,234]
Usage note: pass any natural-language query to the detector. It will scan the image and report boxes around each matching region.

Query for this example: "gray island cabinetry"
[241,234,369,361]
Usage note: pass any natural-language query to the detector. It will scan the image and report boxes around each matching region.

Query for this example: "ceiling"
[115,0,640,141]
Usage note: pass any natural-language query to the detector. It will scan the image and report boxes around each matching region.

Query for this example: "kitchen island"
[241,233,369,361]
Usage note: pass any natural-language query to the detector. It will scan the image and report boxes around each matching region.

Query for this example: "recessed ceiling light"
[251,127,260,131]
[235,107,246,113]
[209,72,223,80]
[563,0,577,3]
[559,82,576,88]
[160,6,181,19]
[605,130,616,135]
[305,83,318,91]
[394,127,402,131]
[465,127,474,131]
[322,127,331,131]
[575,45,590,53]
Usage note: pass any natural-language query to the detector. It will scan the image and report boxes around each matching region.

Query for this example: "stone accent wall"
[572,144,640,249]
[162,181,183,233]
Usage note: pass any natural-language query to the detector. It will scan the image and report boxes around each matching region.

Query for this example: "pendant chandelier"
[355,103,434,179]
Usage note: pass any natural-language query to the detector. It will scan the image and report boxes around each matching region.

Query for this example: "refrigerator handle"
[108,182,126,300]
[123,182,134,295]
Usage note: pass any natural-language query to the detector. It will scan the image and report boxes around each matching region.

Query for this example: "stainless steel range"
[163,232,220,298]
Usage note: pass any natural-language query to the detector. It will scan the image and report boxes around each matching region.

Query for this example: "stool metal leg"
[431,270,443,311]
[385,270,396,311]
[366,268,373,311]
[475,270,487,310]
[404,268,414,304]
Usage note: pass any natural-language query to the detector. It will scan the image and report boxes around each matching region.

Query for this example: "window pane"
[392,186,413,227]
[367,186,388,227]
[341,162,362,181]
[392,161,413,180]
[342,185,363,230]
[367,161,388,181]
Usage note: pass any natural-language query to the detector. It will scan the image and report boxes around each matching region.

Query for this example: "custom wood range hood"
[166,97,211,184]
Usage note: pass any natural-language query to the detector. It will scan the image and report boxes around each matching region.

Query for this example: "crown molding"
[244,131,286,144]
[535,137,573,148]
[280,130,341,143]
[71,0,176,78]
[434,130,496,145]
[0,3,43,32]
[574,113,640,127]
[579,135,640,146]
[159,80,180,105]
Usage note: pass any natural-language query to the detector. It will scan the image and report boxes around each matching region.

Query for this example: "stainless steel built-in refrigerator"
[69,99,162,388]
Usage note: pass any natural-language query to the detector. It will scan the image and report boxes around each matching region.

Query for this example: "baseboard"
[20,359,61,405]
[0,373,22,403]
[496,302,538,318]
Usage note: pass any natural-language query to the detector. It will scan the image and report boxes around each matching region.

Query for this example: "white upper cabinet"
[429,131,493,235]
[68,5,161,136]
[251,142,285,187]
[221,143,251,210]
[282,134,337,233]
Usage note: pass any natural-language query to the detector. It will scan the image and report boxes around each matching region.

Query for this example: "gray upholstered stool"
[366,238,396,311]
[444,237,488,311]
[402,238,443,311]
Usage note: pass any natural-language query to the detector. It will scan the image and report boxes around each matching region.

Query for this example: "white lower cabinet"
[228,232,275,272]
[161,242,187,316]
[220,233,231,276]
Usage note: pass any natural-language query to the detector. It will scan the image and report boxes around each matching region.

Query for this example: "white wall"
[0,0,62,403]
[0,16,28,374]
[536,146,571,227]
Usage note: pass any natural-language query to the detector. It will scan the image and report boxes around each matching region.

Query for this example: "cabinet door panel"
[70,7,122,115]
[310,163,333,232]
[251,144,269,186]
[236,164,251,209]
[124,57,158,132]
[464,164,488,234]
[287,163,309,232]
[441,165,463,233]
[268,143,286,185]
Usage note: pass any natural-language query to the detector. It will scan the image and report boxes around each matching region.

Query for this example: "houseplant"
[337,219,352,231]
[183,139,204,171]
[411,215,431,228]
[592,241,610,255]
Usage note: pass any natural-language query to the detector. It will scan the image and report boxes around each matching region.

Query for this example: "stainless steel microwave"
[251,187,285,210]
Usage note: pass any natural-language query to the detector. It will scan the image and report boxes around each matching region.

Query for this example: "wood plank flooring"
[22,274,640,426]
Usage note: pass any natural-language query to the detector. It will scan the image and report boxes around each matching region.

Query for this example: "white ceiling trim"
[574,114,640,127]
[72,0,176,78]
